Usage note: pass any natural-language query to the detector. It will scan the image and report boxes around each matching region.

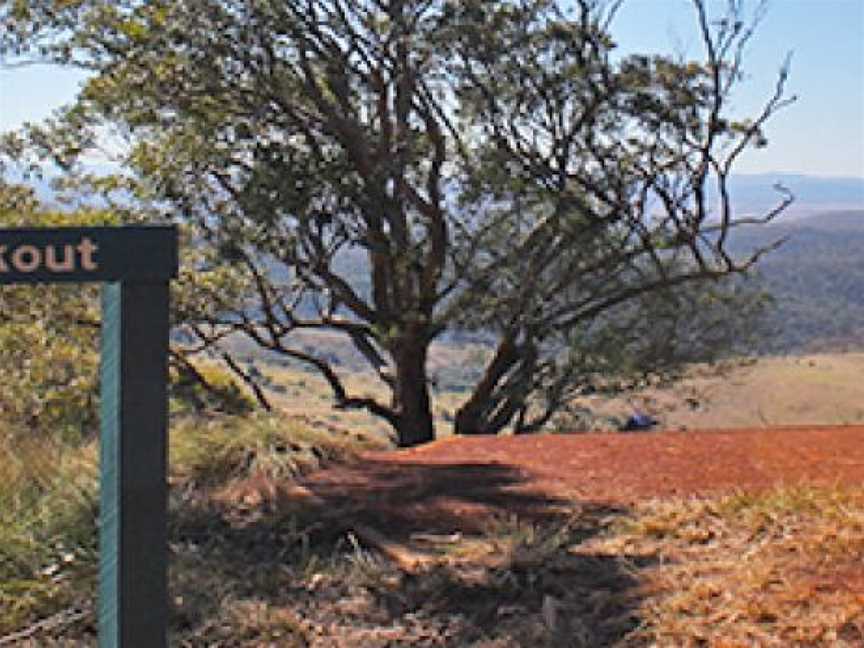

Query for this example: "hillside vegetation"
[729,209,864,353]
[260,208,864,361]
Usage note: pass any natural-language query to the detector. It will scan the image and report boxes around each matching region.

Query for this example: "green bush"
[0,287,101,443]
[0,184,112,442]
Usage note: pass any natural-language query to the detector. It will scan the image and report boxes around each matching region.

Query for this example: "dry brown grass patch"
[589,485,864,646]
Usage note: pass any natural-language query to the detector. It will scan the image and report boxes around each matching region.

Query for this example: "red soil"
[296,426,864,535]
[380,425,864,502]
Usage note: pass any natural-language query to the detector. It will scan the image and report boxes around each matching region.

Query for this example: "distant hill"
[265,208,864,356]
[779,209,864,232]
[8,169,864,354]
[721,174,864,219]
[729,209,864,353]
[9,170,864,218]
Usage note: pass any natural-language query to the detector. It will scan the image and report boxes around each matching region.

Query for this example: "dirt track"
[384,426,864,502]
[296,426,864,535]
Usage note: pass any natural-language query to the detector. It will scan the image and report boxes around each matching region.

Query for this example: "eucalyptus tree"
[1,0,792,446]
[0,182,104,439]
[0,181,256,438]
[434,1,792,434]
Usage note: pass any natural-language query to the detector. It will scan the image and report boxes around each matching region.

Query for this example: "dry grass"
[263,363,468,440]
[170,411,388,488]
[0,433,99,637]
[260,350,864,437]
[568,353,864,431]
[221,334,864,435]
[587,485,864,646]
[6,360,864,645]
[0,411,387,644]
[8,440,864,646]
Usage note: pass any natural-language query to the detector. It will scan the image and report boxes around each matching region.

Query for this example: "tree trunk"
[454,335,520,436]
[392,333,435,447]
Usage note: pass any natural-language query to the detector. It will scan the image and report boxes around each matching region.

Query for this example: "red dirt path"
[380,425,864,502]
[296,426,864,535]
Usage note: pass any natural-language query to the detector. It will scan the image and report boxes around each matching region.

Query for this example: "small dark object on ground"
[621,413,658,432]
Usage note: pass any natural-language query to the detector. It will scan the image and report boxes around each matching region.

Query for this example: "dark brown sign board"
[0,226,177,284]
[1,226,178,648]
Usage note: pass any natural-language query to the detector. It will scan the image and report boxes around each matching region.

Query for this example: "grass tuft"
[0,433,99,636]
[1,411,385,642]
[169,411,387,488]
[598,484,864,646]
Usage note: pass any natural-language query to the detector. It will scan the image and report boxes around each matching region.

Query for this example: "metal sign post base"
[99,282,170,648]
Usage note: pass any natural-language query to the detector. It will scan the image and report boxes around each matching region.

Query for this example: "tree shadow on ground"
[299,459,586,537]
[166,459,655,646]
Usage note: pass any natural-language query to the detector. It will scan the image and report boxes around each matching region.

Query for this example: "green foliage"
[0,301,99,441]
[0,183,114,441]
[0,1,793,442]
[0,183,257,440]
[170,363,257,416]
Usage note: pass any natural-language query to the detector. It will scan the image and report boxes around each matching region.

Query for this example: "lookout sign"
[1,226,178,648]
[0,226,178,283]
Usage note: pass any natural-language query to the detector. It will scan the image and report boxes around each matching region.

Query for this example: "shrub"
[170,362,257,416]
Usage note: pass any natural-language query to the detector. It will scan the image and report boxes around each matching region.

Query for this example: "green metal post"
[99,282,170,648]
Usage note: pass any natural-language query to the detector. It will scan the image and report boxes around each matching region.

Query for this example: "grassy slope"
[259,350,864,436]
[568,352,864,431]
[0,412,388,645]
[4,352,864,645]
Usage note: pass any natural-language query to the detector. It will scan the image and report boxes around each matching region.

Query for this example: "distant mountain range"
[257,206,864,356]
[728,209,864,353]
[720,173,864,219]
[11,171,864,218]
[8,170,864,354]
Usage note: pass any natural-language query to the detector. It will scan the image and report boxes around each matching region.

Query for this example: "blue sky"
[610,0,864,178]
[0,0,862,178]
